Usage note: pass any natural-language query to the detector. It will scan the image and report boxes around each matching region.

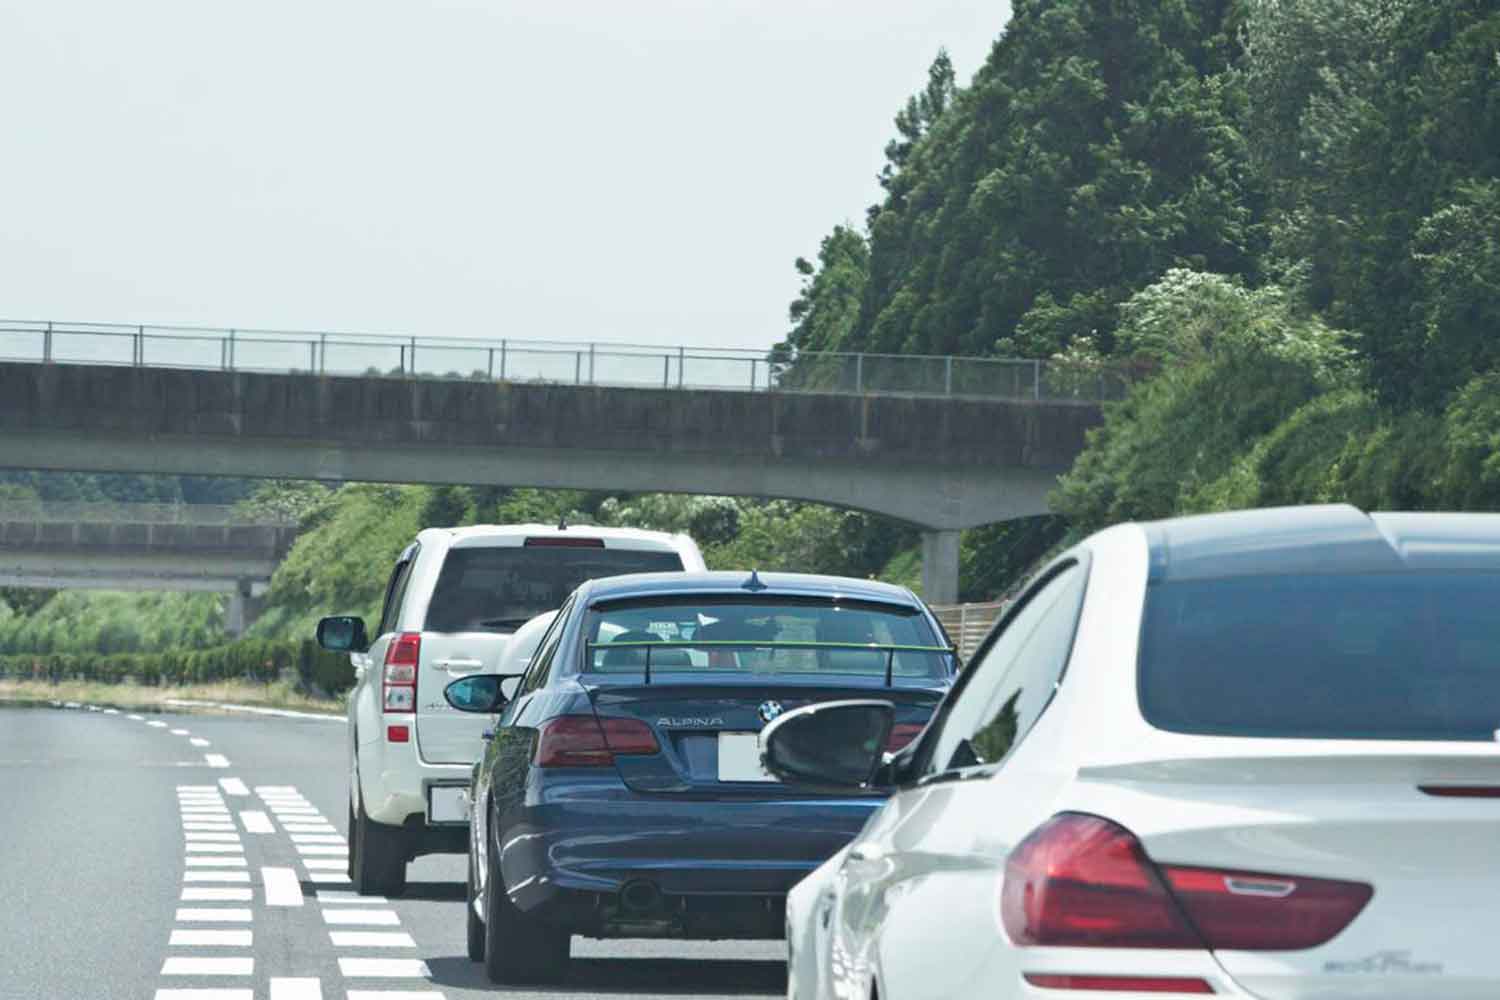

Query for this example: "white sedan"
[770,505,1500,999]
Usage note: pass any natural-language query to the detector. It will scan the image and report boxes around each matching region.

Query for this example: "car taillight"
[383,632,420,713]
[523,536,605,548]
[1002,813,1373,952]
[1022,975,1214,994]
[886,723,924,752]
[534,716,659,768]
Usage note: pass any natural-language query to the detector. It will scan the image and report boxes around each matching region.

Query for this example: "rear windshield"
[580,597,951,680]
[1139,572,1500,741]
[425,546,683,633]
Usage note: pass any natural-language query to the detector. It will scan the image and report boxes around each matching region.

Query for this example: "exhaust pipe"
[619,879,663,914]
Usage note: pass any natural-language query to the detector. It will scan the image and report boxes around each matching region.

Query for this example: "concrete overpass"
[0,503,299,635]
[0,331,1119,600]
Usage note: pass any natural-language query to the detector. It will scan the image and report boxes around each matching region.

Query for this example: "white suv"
[317,523,705,895]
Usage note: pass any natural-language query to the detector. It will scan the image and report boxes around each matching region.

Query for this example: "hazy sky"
[2,1,1010,352]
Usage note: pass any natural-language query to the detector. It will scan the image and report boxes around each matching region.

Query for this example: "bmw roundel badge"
[758,700,784,724]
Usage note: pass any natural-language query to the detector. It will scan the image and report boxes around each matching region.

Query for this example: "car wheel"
[350,756,407,896]
[482,809,568,983]
[466,845,485,962]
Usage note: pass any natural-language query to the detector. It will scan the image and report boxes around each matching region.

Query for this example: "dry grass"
[0,677,343,714]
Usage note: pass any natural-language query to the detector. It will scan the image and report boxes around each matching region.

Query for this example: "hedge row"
[0,638,355,693]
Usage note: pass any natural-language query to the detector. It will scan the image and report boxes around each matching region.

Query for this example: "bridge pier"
[225,580,258,638]
[921,529,962,606]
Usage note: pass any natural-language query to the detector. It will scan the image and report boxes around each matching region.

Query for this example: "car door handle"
[847,842,884,863]
[434,658,484,671]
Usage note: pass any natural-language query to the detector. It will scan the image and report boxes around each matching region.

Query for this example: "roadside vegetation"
[2,0,1496,696]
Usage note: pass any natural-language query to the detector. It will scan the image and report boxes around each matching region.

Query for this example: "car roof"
[425,523,694,550]
[1140,504,1500,581]
[577,570,924,608]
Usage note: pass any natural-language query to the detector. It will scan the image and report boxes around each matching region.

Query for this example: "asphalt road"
[0,704,786,1000]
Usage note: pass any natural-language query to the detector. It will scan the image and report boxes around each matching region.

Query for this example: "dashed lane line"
[328,931,417,948]
[169,929,253,947]
[170,728,191,736]
[336,958,431,978]
[240,810,276,834]
[270,978,324,1000]
[321,909,401,927]
[204,753,231,768]
[186,856,248,867]
[160,957,254,976]
[262,867,305,907]
[175,908,252,923]
[183,871,252,883]
[148,721,168,728]
[219,777,250,796]
[181,888,255,902]
[190,737,211,747]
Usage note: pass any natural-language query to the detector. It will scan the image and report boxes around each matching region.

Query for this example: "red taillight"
[1002,814,1200,948]
[386,724,410,743]
[1002,813,1373,952]
[1023,974,1214,994]
[1419,785,1500,798]
[382,632,420,713]
[886,723,924,752]
[1161,865,1372,951]
[523,536,605,548]
[534,716,659,767]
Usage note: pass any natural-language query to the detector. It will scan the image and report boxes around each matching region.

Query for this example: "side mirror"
[760,699,895,789]
[316,616,369,653]
[443,674,521,714]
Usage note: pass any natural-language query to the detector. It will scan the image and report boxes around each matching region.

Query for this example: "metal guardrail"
[0,502,297,527]
[0,320,1135,403]
[931,601,1008,661]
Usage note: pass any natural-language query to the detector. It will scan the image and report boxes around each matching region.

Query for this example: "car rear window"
[581,597,951,680]
[1139,572,1500,741]
[425,546,683,633]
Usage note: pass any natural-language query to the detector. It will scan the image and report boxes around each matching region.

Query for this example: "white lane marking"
[103,708,119,715]
[174,908,252,922]
[316,891,385,905]
[154,990,253,1000]
[346,993,444,1000]
[218,778,249,796]
[178,793,223,800]
[336,958,430,978]
[281,825,338,835]
[304,872,351,884]
[270,808,321,816]
[262,867,304,907]
[190,738,211,747]
[328,931,416,948]
[204,754,231,768]
[177,785,217,791]
[239,811,275,834]
[186,856,248,867]
[296,844,349,856]
[183,823,237,832]
[184,833,243,842]
[270,979,323,1000]
[183,844,244,854]
[148,721,168,728]
[291,834,346,844]
[161,957,254,976]
[182,888,255,902]
[165,698,343,720]
[255,785,301,793]
[321,909,399,926]
[170,929,253,947]
[170,728,190,736]
[127,714,144,721]
[184,871,252,883]
[300,858,347,870]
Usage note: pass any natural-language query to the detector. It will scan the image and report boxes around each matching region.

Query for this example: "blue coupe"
[443,570,958,984]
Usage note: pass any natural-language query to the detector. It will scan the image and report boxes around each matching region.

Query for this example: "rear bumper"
[496,772,881,934]
[359,731,473,844]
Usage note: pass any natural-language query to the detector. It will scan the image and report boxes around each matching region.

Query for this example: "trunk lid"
[415,631,510,765]
[1077,745,1500,999]
[583,677,945,795]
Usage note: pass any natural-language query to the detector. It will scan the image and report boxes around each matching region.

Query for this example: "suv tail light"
[1002,813,1372,952]
[886,723,924,752]
[534,716,659,768]
[382,632,420,713]
[524,536,605,548]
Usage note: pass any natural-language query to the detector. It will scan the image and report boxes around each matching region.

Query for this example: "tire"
[466,847,485,962]
[350,756,407,896]
[482,808,568,984]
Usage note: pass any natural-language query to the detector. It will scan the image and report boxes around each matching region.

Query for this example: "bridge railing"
[0,320,1137,403]
[0,501,297,527]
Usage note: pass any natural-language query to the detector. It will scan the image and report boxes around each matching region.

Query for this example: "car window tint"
[424,546,683,634]
[520,596,574,696]
[377,554,416,637]
[1140,571,1500,740]
[926,564,1086,776]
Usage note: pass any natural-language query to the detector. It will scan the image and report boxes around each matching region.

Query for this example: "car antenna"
[742,569,767,593]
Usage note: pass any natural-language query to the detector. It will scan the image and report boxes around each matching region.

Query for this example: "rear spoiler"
[583,639,957,686]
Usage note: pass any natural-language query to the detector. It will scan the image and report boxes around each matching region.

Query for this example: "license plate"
[427,784,470,824]
[717,732,775,782]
